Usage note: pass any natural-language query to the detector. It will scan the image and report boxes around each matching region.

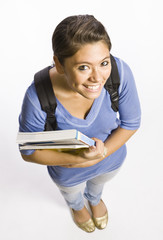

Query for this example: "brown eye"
[78,65,88,71]
[101,61,108,66]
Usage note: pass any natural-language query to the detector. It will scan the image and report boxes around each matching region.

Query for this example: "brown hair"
[52,15,112,65]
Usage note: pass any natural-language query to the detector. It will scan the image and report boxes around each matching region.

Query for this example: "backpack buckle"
[44,110,57,131]
[110,91,119,102]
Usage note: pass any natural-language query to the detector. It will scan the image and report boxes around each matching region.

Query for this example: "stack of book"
[16,129,95,150]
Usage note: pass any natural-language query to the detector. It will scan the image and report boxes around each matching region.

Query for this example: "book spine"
[76,131,95,146]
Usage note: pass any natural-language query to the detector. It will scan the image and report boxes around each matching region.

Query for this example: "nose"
[90,67,102,82]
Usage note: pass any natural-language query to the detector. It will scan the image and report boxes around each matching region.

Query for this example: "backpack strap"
[34,66,57,131]
[104,55,120,112]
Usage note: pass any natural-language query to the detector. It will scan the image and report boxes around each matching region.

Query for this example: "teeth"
[87,85,100,90]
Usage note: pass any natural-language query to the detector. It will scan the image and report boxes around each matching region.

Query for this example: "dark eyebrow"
[74,56,110,66]
[101,56,110,61]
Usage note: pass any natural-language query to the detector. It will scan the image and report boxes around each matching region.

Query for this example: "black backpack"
[34,54,120,131]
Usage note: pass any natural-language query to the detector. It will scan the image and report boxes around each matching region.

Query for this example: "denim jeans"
[55,168,120,210]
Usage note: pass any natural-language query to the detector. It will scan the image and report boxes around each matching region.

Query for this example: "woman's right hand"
[62,138,107,168]
[78,138,105,160]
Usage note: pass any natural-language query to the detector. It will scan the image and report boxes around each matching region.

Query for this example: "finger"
[89,145,96,151]
[93,139,105,156]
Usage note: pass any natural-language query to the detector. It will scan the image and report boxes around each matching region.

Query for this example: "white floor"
[1,128,163,240]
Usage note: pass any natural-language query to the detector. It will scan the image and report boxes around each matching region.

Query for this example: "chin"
[77,87,103,100]
[84,91,102,100]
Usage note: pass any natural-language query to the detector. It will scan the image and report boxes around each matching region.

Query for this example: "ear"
[53,56,64,74]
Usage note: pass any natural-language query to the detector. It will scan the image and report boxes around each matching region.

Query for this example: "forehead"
[66,41,110,65]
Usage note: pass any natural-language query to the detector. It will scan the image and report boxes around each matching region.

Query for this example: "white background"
[0,0,163,239]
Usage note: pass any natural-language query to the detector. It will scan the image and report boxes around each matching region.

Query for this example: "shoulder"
[19,80,46,132]
[113,56,133,79]
[24,81,42,110]
[21,80,45,123]
[112,56,135,93]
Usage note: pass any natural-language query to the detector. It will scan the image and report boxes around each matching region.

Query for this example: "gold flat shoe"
[75,218,95,233]
[89,200,108,230]
[92,211,108,229]
[71,209,95,233]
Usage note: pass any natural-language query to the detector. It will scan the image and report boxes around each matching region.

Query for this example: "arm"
[63,126,137,168]
[21,149,88,166]
[21,126,137,167]
[21,149,83,166]
[21,138,105,166]
[104,126,137,156]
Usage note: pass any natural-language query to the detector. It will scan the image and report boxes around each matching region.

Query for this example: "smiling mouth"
[84,84,101,91]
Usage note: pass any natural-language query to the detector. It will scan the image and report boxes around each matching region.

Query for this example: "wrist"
[102,147,107,158]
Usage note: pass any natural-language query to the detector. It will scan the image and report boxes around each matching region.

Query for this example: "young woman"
[18,15,141,233]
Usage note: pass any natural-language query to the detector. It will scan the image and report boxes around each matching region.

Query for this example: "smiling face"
[55,41,111,100]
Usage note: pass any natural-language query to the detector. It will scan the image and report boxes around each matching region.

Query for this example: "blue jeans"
[55,168,120,211]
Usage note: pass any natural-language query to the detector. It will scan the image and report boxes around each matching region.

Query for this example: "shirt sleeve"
[18,82,46,155]
[117,59,141,130]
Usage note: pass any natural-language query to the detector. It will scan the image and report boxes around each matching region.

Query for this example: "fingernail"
[90,146,96,150]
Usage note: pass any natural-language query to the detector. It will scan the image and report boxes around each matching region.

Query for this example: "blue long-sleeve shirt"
[18,56,141,187]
